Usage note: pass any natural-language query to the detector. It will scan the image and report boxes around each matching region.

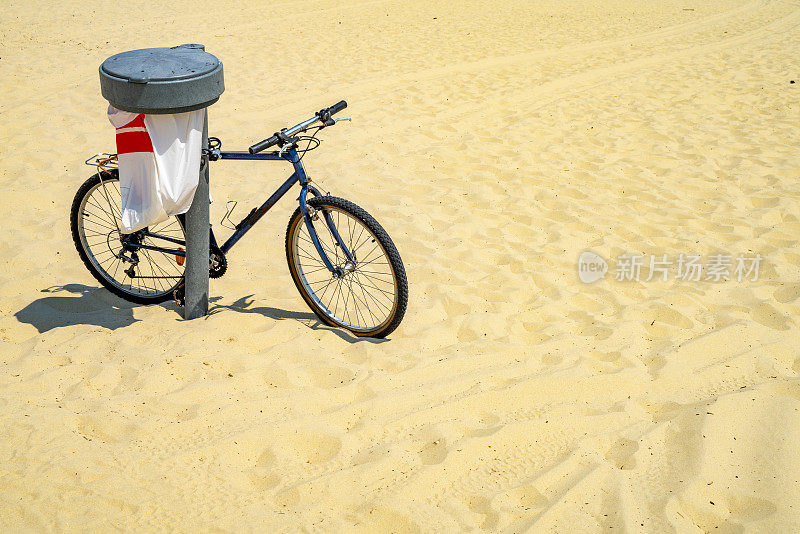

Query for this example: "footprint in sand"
[305,365,356,389]
[350,443,394,466]
[417,437,448,466]
[583,350,630,374]
[765,381,800,403]
[466,412,503,438]
[261,365,294,389]
[542,353,563,365]
[649,304,694,328]
[355,507,421,534]
[641,401,684,423]
[604,437,639,470]
[773,283,800,303]
[463,494,499,530]
[670,485,777,531]
[175,404,199,423]
[589,350,623,363]
[274,429,342,465]
[644,304,694,338]
[411,425,451,465]
[492,482,548,516]
[724,493,778,522]
[749,302,790,330]
[76,414,138,444]
[249,448,281,491]
[749,196,780,208]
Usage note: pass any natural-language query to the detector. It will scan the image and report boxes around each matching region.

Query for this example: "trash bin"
[99,43,224,114]
[99,44,225,319]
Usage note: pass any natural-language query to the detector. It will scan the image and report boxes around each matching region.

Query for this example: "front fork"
[299,183,355,277]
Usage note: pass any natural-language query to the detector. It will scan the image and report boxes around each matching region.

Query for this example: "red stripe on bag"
[116,131,154,154]
[121,114,147,129]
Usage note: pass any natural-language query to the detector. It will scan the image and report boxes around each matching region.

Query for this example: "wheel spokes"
[79,178,184,297]
[294,205,397,331]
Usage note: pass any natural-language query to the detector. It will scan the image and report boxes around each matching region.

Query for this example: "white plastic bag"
[108,105,204,233]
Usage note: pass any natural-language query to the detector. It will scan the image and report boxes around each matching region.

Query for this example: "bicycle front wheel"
[286,196,408,338]
[70,171,186,304]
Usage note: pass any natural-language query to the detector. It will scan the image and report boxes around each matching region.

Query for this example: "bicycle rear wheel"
[285,196,408,338]
[70,171,185,304]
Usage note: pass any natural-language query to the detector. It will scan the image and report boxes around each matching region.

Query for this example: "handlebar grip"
[318,100,348,121]
[249,135,279,154]
[329,100,347,115]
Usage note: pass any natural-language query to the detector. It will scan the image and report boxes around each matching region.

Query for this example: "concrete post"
[184,109,210,319]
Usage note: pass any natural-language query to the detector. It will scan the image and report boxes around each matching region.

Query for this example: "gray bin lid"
[100,44,224,114]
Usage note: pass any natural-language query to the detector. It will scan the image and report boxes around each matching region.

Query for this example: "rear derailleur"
[118,232,142,277]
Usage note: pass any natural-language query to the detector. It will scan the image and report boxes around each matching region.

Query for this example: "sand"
[1,0,799,531]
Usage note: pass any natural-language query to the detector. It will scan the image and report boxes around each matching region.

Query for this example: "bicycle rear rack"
[85,153,118,174]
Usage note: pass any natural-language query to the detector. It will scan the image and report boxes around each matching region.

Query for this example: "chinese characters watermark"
[578,251,761,284]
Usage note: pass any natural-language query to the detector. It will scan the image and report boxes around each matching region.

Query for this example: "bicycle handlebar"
[248,100,348,154]
[248,134,280,155]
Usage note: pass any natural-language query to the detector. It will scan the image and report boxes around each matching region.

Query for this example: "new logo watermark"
[577,251,761,284]
[577,251,608,283]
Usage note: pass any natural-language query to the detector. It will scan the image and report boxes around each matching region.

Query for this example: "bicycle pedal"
[173,284,185,307]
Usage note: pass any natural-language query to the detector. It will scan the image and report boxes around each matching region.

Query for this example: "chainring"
[209,246,227,278]
[172,247,226,307]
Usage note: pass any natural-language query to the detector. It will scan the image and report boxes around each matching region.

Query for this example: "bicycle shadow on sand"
[209,294,389,344]
[16,286,387,343]
[14,284,144,333]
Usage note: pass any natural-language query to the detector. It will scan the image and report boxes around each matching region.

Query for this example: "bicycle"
[70,101,408,338]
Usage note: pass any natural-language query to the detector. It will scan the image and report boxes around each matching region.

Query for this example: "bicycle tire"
[70,171,185,304]
[285,196,408,338]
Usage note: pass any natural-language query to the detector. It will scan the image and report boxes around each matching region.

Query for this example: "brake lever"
[278,137,301,157]
[321,117,351,128]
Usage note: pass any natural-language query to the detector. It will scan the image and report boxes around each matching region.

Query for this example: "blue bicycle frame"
[134,146,355,276]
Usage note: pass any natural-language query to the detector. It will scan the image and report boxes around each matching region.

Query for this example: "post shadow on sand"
[16,285,388,343]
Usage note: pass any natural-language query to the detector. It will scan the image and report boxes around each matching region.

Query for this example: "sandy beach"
[1,0,799,530]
